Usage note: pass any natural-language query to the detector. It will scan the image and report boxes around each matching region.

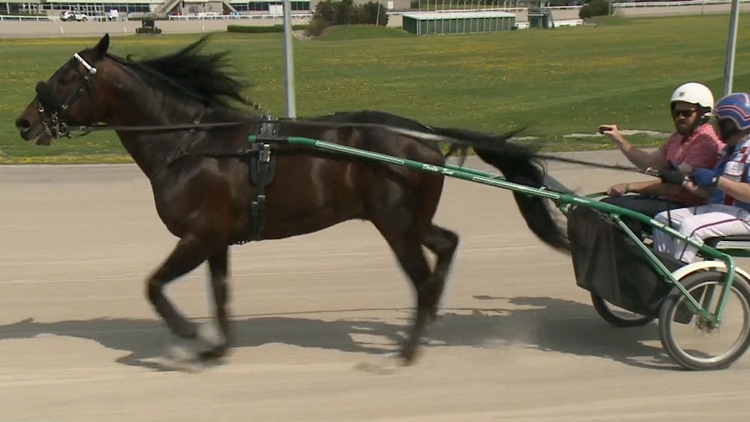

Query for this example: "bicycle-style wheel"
[659,270,750,370]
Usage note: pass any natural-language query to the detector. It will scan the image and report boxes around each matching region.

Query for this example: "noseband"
[35,52,99,139]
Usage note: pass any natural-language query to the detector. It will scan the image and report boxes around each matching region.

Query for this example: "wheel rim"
[665,280,750,365]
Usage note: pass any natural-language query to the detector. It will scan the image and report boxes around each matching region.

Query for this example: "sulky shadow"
[0,296,675,372]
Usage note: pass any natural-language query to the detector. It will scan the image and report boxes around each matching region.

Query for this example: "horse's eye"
[57,74,72,86]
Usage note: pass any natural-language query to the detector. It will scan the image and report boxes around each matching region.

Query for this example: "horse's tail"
[434,126,571,254]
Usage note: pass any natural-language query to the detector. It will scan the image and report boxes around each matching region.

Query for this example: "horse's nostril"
[15,118,31,132]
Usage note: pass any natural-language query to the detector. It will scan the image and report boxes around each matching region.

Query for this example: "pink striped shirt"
[657,123,725,205]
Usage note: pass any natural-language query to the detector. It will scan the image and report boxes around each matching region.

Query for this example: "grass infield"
[0,14,748,164]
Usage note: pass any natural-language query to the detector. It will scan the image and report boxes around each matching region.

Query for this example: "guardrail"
[613,0,750,7]
[554,17,584,25]
[0,14,125,21]
[167,13,314,20]
[0,15,55,21]
[166,6,582,20]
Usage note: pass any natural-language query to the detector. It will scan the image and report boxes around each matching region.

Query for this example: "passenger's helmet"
[714,92,750,131]
[670,82,715,119]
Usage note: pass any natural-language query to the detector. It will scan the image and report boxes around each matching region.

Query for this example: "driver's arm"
[717,177,750,203]
[626,179,683,197]
[616,141,666,171]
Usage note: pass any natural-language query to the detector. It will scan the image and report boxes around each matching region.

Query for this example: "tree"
[579,0,610,18]
[306,0,389,37]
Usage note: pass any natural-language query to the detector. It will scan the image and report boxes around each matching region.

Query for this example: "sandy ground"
[0,151,748,421]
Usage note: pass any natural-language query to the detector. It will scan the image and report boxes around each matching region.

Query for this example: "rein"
[70,121,245,136]
[61,112,650,176]
[41,52,647,177]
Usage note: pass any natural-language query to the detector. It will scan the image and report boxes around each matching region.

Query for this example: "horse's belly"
[236,168,364,241]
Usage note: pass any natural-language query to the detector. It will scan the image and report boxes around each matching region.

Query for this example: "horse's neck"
[111,93,208,179]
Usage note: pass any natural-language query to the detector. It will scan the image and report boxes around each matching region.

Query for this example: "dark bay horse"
[14,33,570,368]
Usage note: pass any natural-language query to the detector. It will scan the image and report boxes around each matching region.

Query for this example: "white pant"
[653,204,750,263]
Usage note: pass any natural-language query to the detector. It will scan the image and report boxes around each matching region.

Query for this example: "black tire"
[659,270,750,371]
[591,293,656,327]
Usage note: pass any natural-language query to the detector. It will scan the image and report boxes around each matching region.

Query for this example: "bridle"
[35,52,102,139]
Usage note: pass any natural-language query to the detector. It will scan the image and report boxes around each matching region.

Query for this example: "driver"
[653,92,750,263]
[598,82,724,235]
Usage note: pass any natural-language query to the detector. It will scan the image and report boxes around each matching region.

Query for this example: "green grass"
[314,24,415,41]
[0,14,749,164]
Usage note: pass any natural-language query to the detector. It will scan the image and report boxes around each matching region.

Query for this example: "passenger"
[598,82,724,236]
[653,92,750,263]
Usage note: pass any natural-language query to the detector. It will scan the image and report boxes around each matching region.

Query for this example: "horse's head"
[15,34,111,145]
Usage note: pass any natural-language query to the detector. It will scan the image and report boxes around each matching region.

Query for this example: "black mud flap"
[568,205,687,318]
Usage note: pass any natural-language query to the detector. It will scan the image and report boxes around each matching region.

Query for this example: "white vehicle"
[60,10,89,21]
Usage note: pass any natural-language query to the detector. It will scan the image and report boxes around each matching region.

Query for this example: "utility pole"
[723,0,740,95]
[282,0,297,118]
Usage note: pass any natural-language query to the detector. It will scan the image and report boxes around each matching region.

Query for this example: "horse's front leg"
[196,246,232,362]
[146,232,225,364]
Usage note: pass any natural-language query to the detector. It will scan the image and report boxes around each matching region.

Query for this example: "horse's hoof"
[163,339,207,373]
[354,353,407,375]
[197,345,229,365]
[162,324,227,371]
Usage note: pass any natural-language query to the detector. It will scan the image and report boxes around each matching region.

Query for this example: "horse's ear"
[93,33,110,60]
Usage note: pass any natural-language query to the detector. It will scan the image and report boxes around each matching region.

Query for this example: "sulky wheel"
[591,293,656,327]
[659,270,750,371]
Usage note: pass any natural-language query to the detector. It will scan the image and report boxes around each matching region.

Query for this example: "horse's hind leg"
[382,232,433,365]
[366,209,441,367]
[421,224,460,321]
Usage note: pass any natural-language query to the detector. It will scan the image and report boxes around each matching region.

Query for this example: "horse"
[14,33,570,369]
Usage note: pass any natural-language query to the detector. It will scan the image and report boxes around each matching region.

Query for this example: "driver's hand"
[660,170,688,185]
[598,124,625,143]
[607,183,629,197]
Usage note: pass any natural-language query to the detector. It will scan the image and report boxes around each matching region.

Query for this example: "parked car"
[60,10,89,21]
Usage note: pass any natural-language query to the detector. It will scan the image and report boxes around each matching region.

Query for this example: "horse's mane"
[101,34,256,111]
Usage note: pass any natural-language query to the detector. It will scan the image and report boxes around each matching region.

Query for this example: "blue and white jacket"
[709,135,750,210]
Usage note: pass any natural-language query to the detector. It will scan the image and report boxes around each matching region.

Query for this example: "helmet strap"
[698,106,712,125]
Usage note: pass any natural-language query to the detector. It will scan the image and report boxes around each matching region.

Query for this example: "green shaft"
[249,134,737,323]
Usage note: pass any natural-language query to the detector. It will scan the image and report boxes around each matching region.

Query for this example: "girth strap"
[246,116,279,242]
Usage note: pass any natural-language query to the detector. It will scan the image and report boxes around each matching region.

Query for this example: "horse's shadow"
[0,296,677,372]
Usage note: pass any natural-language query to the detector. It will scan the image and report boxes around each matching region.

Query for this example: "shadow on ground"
[0,296,675,372]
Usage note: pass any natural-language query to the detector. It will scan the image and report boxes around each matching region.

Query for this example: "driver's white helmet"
[670,82,715,118]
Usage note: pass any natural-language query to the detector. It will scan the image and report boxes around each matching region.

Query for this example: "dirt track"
[0,152,748,421]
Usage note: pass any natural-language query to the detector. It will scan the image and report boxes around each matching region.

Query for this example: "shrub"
[136,26,163,35]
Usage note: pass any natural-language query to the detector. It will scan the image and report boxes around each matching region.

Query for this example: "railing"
[0,14,128,21]
[167,5,583,20]
[0,14,55,21]
[613,0,750,7]
[167,12,314,19]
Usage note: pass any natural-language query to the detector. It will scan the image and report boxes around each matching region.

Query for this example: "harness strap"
[239,115,279,244]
